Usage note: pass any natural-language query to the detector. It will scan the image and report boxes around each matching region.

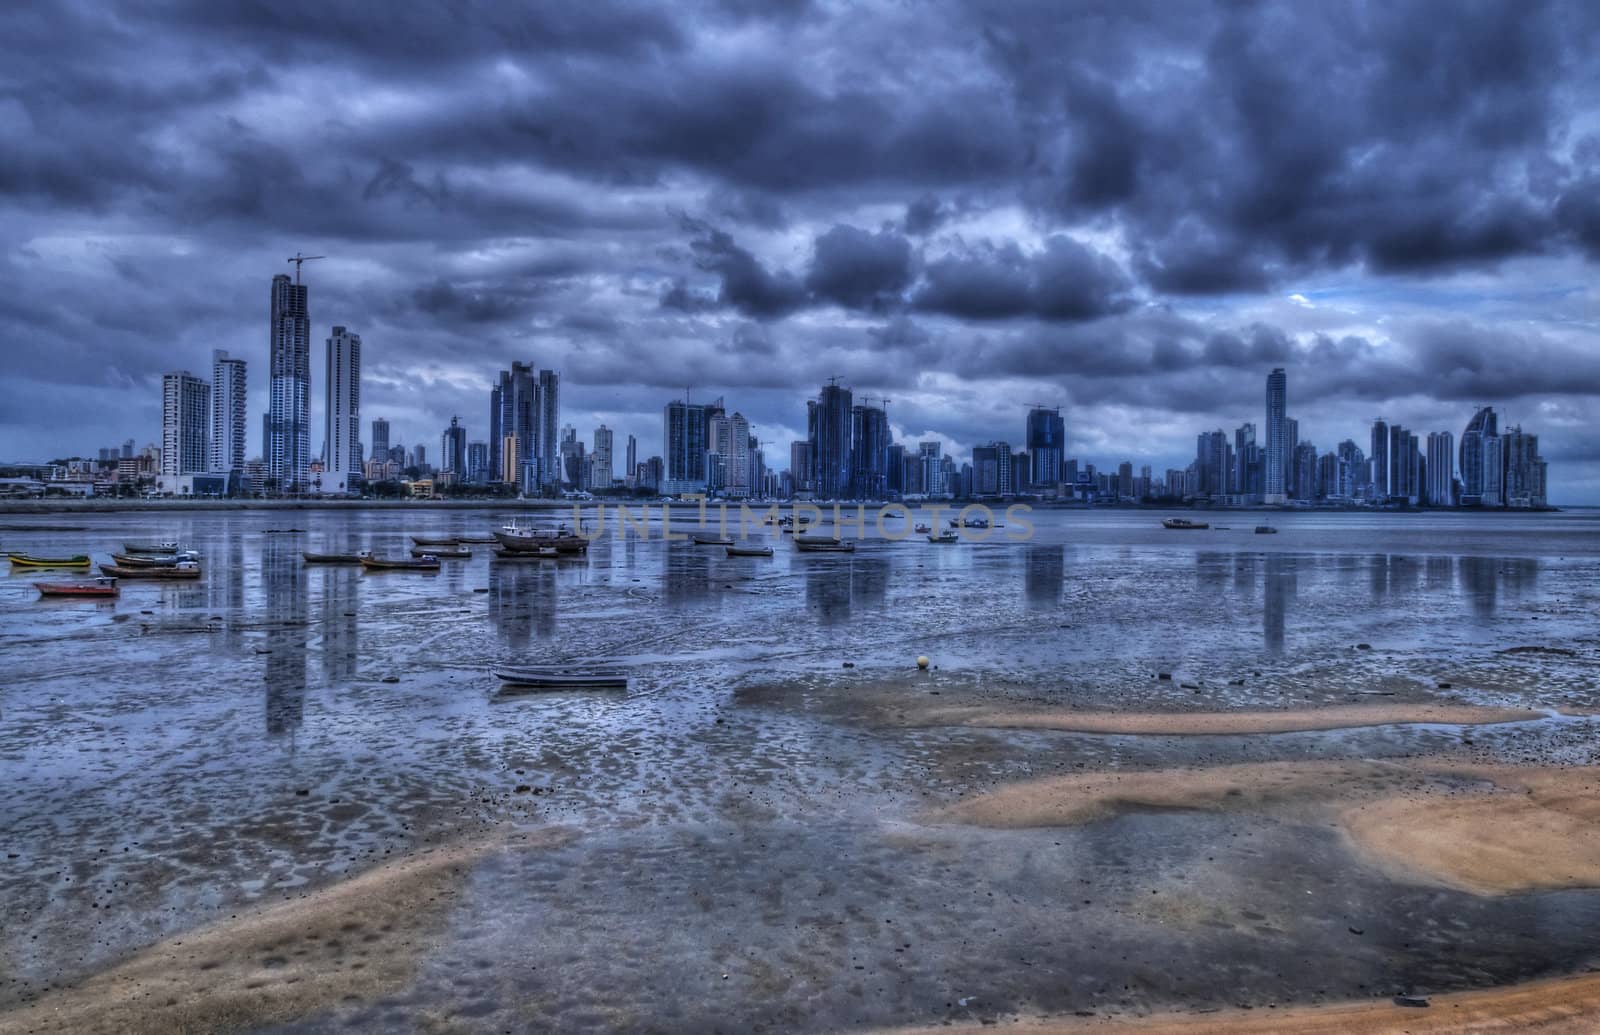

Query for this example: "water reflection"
[662,548,712,606]
[1459,556,1540,618]
[317,566,360,683]
[1263,553,1295,652]
[1024,545,1065,607]
[488,561,557,647]
[804,556,890,624]
[262,535,307,735]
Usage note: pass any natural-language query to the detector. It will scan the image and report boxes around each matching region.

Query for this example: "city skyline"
[3,4,1599,501]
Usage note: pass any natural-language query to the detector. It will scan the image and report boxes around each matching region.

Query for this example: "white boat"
[494,519,589,554]
[927,531,960,544]
[794,535,855,553]
[692,532,734,546]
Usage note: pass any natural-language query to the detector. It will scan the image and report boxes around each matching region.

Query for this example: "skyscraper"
[664,396,717,493]
[809,380,853,499]
[537,369,561,491]
[1370,418,1389,500]
[1025,407,1065,488]
[624,434,637,489]
[441,415,467,476]
[467,440,488,485]
[592,424,614,488]
[1426,431,1455,506]
[323,326,361,494]
[1264,368,1287,504]
[1458,406,1498,506]
[707,412,751,497]
[491,362,556,494]
[162,371,211,476]
[268,273,312,494]
[210,350,247,477]
[918,441,944,497]
[850,400,889,499]
[1501,426,1546,508]
[371,418,390,463]
[1195,430,1227,497]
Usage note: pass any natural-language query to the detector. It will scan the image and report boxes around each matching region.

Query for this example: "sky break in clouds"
[2,0,1599,499]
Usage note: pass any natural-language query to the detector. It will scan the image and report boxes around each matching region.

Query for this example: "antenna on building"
[287,253,325,284]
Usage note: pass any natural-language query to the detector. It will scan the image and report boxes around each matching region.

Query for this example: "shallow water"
[2,506,1598,1029]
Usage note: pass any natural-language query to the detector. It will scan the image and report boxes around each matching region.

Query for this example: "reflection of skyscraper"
[268,274,312,494]
[1024,545,1065,607]
[1264,368,1287,504]
[1263,553,1293,652]
[262,533,307,734]
[487,563,557,646]
[318,567,359,683]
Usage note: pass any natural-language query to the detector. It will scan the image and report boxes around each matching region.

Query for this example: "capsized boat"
[98,560,201,579]
[360,554,441,572]
[411,545,471,559]
[34,577,119,598]
[110,550,199,567]
[1162,517,1209,530]
[8,553,92,569]
[494,666,628,690]
[122,541,178,554]
[794,535,856,553]
[726,544,774,557]
[304,550,370,564]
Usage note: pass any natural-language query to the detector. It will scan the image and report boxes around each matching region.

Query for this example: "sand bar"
[916,702,1542,736]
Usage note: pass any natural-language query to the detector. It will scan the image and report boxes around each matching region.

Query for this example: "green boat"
[7,553,92,569]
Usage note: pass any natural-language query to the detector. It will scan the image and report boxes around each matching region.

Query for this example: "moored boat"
[411,535,459,546]
[927,531,960,544]
[494,666,628,690]
[492,546,559,560]
[726,544,774,557]
[692,533,734,546]
[110,550,199,567]
[303,551,370,564]
[8,553,92,569]
[411,545,471,559]
[122,541,178,554]
[34,577,119,598]
[1162,517,1209,530]
[360,554,441,572]
[494,520,590,554]
[98,561,201,579]
[1254,525,1279,534]
[914,523,932,534]
[794,535,855,553]
[455,534,499,544]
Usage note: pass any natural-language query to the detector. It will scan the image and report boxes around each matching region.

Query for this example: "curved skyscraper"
[1458,406,1498,506]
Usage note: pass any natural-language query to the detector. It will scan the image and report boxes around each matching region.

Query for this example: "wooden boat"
[493,546,559,560]
[360,555,440,572]
[692,533,734,546]
[8,553,92,569]
[914,523,932,534]
[494,666,628,690]
[111,550,199,567]
[494,520,590,554]
[927,531,961,544]
[122,541,178,554]
[1254,525,1279,534]
[1162,517,1209,530]
[794,535,855,553]
[411,535,459,546]
[412,545,471,559]
[455,534,499,544]
[98,561,201,579]
[948,516,992,530]
[726,544,774,557]
[35,577,118,598]
[303,551,369,564]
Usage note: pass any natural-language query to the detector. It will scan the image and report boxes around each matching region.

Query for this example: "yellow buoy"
[916,655,930,670]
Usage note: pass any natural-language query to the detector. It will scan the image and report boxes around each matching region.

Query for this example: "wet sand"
[0,830,568,1035]
[874,967,1600,1033]
[909,702,1542,736]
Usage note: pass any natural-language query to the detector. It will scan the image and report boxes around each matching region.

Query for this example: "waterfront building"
[663,396,717,494]
[323,326,362,495]
[1501,426,1546,508]
[441,416,467,477]
[537,370,561,490]
[1458,406,1498,506]
[1369,418,1390,500]
[1194,430,1226,497]
[789,441,813,495]
[592,425,614,489]
[1025,407,1065,487]
[210,350,247,479]
[466,441,488,485]
[1291,442,1318,501]
[267,273,312,494]
[161,371,210,476]
[1426,431,1455,506]
[1264,368,1287,503]
[370,418,390,464]
[809,380,853,499]
[850,400,890,499]
[624,434,637,489]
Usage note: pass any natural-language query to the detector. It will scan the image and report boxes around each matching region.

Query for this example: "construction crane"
[287,253,325,284]
[1025,401,1060,414]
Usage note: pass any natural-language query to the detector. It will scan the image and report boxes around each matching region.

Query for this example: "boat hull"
[303,553,365,564]
[98,564,200,579]
[725,546,773,557]
[411,536,459,546]
[412,547,471,559]
[493,530,589,554]
[122,543,177,554]
[34,581,118,597]
[494,668,628,690]
[794,537,855,552]
[360,557,440,572]
[9,554,92,568]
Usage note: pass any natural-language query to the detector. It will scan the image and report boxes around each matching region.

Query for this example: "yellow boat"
[7,553,92,569]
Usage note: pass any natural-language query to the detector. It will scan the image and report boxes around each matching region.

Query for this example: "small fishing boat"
[98,560,201,579]
[692,533,734,546]
[494,666,628,690]
[122,541,178,554]
[726,544,774,557]
[411,535,459,546]
[492,546,559,560]
[412,545,471,559]
[1162,517,1209,530]
[361,554,440,572]
[927,531,961,544]
[1254,525,1279,534]
[8,553,92,569]
[303,550,370,564]
[914,523,932,534]
[776,515,796,529]
[455,534,499,544]
[794,535,855,553]
[34,577,119,598]
[948,516,991,530]
[110,550,199,568]
[495,520,590,554]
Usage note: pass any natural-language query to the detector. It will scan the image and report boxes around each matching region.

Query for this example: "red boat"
[34,577,119,598]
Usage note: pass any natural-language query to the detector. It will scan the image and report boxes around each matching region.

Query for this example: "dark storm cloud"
[2,0,1598,496]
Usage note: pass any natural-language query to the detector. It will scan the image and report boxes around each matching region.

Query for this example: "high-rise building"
[1264,368,1287,504]
[1501,426,1546,508]
[161,371,210,476]
[371,418,390,463]
[1458,406,1498,506]
[624,434,637,489]
[210,350,247,479]
[1370,418,1389,500]
[850,401,890,499]
[593,424,614,488]
[323,326,361,494]
[790,441,813,495]
[1481,432,1503,507]
[887,443,905,495]
[809,381,853,499]
[441,416,467,476]
[1195,430,1226,497]
[664,396,718,494]
[268,273,312,494]
[489,362,558,494]
[707,412,751,497]
[537,370,561,491]
[1025,407,1065,487]
[1291,442,1318,501]
[918,441,944,497]
[1426,431,1455,506]
[467,440,489,485]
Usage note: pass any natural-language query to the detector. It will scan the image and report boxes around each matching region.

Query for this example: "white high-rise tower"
[323,326,362,495]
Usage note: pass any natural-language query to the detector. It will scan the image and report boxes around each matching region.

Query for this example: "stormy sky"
[3,0,1599,500]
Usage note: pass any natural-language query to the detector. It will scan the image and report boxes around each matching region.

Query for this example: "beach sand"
[0,829,571,1035]
[911,702,1542,736]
